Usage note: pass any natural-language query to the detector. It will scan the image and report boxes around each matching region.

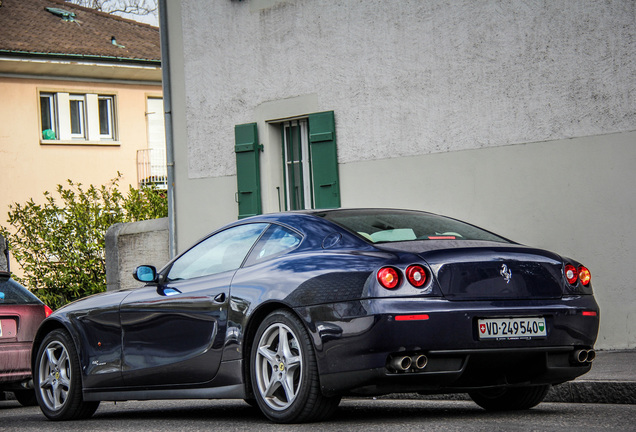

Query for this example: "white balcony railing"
[137,148,167,189]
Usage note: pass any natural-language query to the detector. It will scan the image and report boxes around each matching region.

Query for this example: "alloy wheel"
[254,322,303,411]
[38,340,71,411]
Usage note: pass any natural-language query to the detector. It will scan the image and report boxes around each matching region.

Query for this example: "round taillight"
[406,265,428,288]
[565,264,578,285]
[578,266,591,286]
[377,267,400,289]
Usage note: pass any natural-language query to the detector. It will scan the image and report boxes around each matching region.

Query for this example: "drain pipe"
[158,0,177,258]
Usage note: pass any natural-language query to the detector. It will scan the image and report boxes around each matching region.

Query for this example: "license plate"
[478,317,546,340]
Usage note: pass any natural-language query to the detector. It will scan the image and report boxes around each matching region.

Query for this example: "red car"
[0,271,52,405]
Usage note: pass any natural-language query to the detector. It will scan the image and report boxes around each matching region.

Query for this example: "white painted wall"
[165,0,636,348]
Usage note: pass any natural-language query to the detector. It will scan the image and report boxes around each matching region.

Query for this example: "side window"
[166,223,268,281]
[244,224,302,267]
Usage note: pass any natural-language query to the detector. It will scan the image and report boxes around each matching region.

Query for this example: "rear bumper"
[295,295,599,396]
[0,342,33,386]
[319,347,591,396]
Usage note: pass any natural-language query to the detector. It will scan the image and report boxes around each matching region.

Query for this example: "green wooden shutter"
[308,111,340,209]
[235,123,262,219]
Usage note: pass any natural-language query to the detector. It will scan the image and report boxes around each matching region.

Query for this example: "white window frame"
[98,95,115,139]
[39,93,58,140]
[38,91,118,143]
[69,94,86,139]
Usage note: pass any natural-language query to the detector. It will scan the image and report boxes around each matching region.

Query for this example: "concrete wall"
[164,1,636,349]
[0,234,7,272]
[105,218,170,292]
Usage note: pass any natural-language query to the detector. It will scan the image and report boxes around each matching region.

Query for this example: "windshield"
[318,209,510,244]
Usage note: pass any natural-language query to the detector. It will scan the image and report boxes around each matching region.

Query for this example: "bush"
[0,174,167,310]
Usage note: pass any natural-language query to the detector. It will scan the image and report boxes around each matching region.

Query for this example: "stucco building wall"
[164,0,636,349]
[0,76,163,230]
[179,0,634,178]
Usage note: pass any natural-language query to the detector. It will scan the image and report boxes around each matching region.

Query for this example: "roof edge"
[0,49,161,65]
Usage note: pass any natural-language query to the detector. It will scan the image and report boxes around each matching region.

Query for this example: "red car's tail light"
[578,266,591,286]
[44,305,53,317]
[377,267,400,289]
[565,264,578,285]
[406,265,428,288]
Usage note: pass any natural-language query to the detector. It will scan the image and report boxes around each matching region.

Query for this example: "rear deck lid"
[379,241,565,300]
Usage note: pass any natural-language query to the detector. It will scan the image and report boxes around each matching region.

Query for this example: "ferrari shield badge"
[500,264,512,284]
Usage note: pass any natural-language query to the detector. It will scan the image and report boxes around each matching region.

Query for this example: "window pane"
[40,94,56,140]
[69,96,85,137]
[284,122,305,210]
[0,279,42,305]
[99,96,113,137]
[244,224,302,267]
[167,223,268,281]
[320,209,510,243]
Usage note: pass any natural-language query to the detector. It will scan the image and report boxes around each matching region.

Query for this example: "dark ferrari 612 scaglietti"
[31,209,599,423]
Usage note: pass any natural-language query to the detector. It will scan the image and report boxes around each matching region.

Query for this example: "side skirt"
[83,358,246,402]
[83,384,245,402]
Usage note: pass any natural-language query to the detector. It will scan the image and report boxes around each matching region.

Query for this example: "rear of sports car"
[310,210,599,409]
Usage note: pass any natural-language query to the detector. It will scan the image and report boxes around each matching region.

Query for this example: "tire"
[14,389,38,406]
[34,329,100,420]
[469,384,550,411]
[250,310,341,423]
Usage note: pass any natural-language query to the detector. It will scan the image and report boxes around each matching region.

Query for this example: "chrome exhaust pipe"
[586,349,596,363]
[572,349,588,364]
[412,354,428,370]
[389,355,412,371]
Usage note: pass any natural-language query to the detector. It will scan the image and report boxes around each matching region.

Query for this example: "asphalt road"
[2,398,635,432]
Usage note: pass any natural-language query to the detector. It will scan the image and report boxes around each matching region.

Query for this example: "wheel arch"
[31,318,79,372]
[241,301,318,399]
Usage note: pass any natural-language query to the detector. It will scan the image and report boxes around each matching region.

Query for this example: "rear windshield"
[319,209,510,244]
[0,278,42,305]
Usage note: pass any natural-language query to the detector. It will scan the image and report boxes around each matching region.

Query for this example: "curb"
[546,380,636,404]
[375,380,636,405]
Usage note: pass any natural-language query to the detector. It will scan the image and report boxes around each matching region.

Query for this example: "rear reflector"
[582,311,597,317]
[395,314,430,321]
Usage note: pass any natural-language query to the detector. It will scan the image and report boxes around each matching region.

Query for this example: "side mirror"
[133,265,158,283]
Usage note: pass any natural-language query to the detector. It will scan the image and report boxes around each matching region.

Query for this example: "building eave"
[0,54,162,83]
